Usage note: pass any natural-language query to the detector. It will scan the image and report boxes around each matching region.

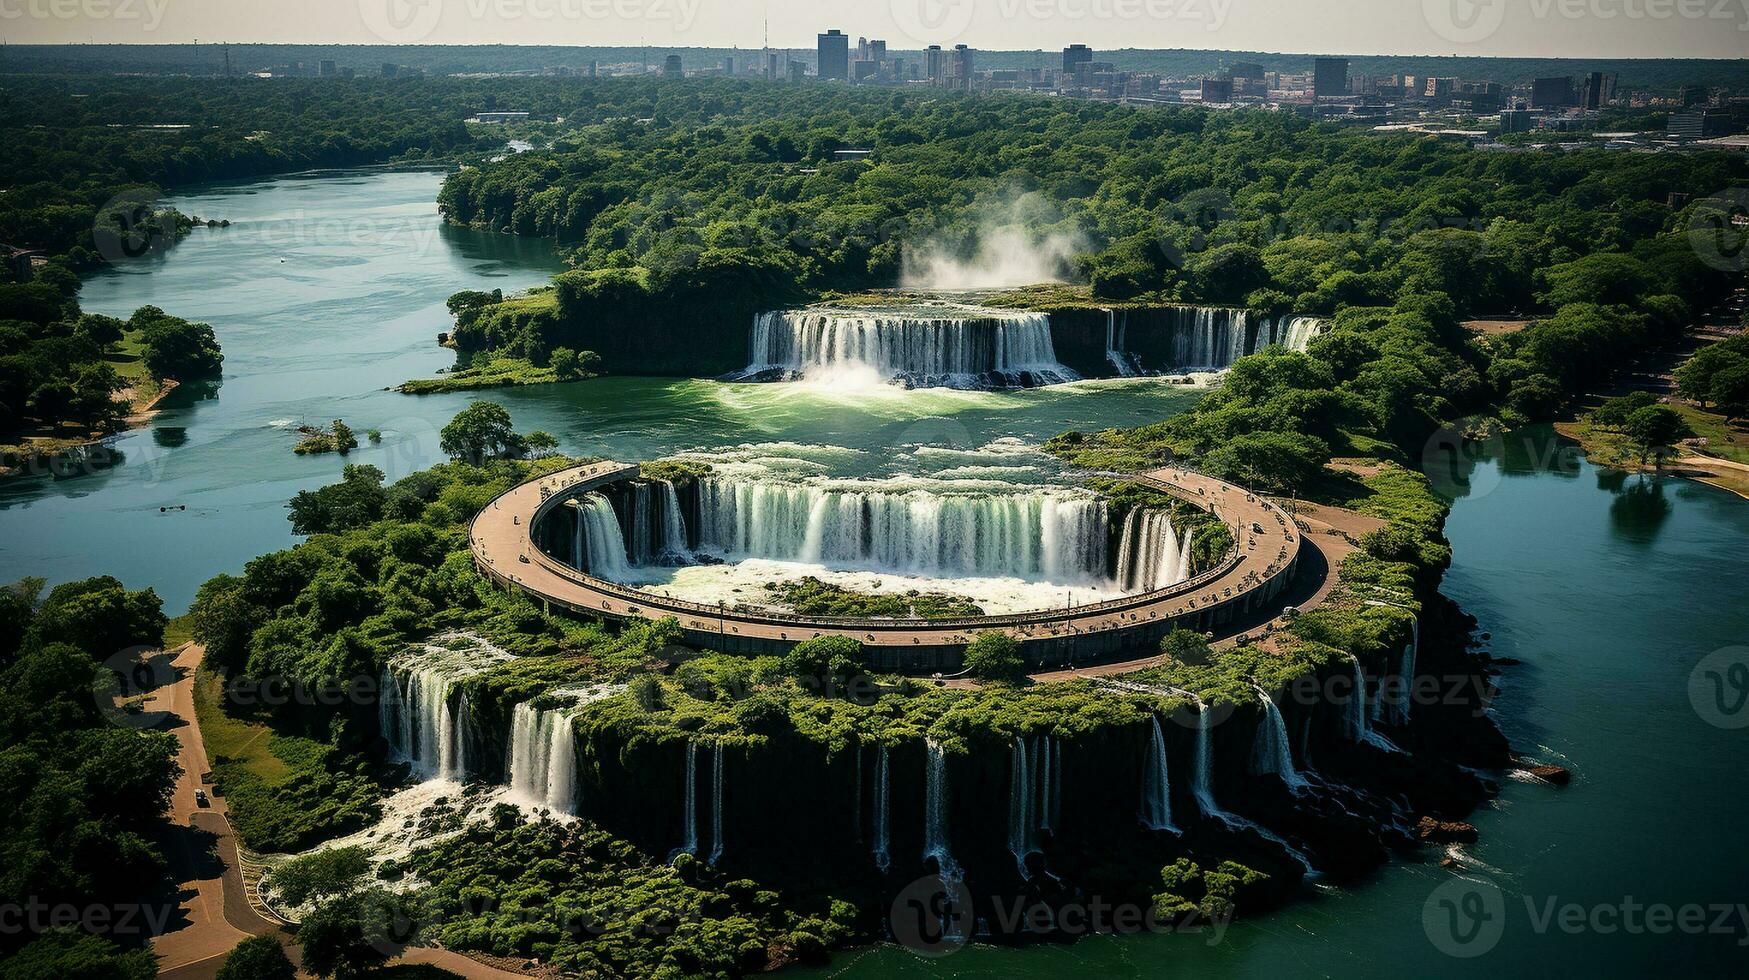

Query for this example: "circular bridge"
[470,460,1302,673]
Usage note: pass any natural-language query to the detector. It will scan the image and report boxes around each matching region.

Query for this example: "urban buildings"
[1313,57,1348,97]
[816,30,849,81]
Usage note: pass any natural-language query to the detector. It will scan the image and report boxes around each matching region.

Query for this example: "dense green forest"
[5,42,1746,90]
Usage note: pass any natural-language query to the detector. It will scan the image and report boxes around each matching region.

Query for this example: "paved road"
[472,461,1306,658]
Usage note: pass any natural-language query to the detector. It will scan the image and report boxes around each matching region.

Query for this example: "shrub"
[962,631,1025,682]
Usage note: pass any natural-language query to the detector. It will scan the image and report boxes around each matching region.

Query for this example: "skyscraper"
[925,45,945,86]
[1531,76,1573,108]
[1063,44,1093,74]
[1313,57,1348,98]
[817,30,849,80]
[948,44,974,91]
[1583,71,1616,110]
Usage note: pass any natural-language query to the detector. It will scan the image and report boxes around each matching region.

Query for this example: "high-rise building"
[1313,57,1348,98]
[1499,108,1533,134]
[868,40,887,65]
[1531,76,1573,108]
[817,30,849,80]
[1229,61,1265,81]
[1063,44,1093,74]
[925,45,946,86]
[724,55,735,76]
[948,44,974,91]
[766,53,779,79]
[1200,78,1233,104]
[319,59,337,78]
[1583,71,1616,109]
[381,63,398,78]
[663,54,683,78]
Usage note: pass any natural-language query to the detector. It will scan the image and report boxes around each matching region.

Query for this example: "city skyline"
[5,0,1749,60]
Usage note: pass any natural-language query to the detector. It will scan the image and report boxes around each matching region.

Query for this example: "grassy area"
[764,576,985,619]
[398,355,576,394]
[1674,404,1749,465]
[193,662,386,852]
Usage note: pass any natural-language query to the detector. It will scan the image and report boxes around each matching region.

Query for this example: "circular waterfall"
[532,447,1215,618]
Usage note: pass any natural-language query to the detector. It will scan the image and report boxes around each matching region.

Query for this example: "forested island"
[1,67,1746,980]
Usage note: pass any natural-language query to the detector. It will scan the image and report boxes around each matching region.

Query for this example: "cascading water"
[1391,617,1419,727]
[923,740,959,881]
[872,744,891,873]
[1162,308,1323,371]
[708,743,725,865]
[1104,309,1143,377]
[1250,684,1310,794]
[744,307,1077,389]
[570,493,631,578]
[1008,737,1035,875]
[1140,716,1179,832]
[1345,660,1403,753]
[679,741,699,858]
[1114,508,1196,591]
[379,635,514,781]
[1192,696,1317,874]
[693,477,1110,584]
[507,702,580,813]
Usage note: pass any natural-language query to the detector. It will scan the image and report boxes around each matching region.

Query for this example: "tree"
[523,430,559,457]
[549,346,580,379]
[1591,391,1657,429]
[781,635,868,692]
[439,401,522,464]
[25,575,167,657]
[329,420,357,455]
[133,308,222,380]
[188,574,261,675]
[0,931,156,980]
[1622,405,1692,466]
[0,577,44,667]
[214,936,295,980]
[287,464,386,535]
[1160,628,1211,665]
[962,631,1025,683]
[1710,363,1749,422]
[1674,344,1747,408]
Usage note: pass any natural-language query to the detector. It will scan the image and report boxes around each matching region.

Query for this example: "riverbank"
[0,377,179,479]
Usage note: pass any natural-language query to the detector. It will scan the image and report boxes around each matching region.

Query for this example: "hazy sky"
[6,0,1747,59]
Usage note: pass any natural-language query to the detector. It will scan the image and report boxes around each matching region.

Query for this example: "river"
[0,169,1198,610]
[5,170,1745,975]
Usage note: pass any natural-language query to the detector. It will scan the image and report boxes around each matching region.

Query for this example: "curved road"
[471,461,1305,668]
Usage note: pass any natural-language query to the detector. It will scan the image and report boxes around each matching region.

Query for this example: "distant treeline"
[3,43,1746,92]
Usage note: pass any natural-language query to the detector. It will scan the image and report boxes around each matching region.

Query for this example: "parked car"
[194,789,209,807]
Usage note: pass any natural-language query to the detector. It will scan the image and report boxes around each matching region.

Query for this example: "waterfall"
[1104,309,1141,377]
[660,480,689,559]
[379,635,515,782]
[1346,660,1403,753]
[872,744,891,873]
[571,493,631,578]
[693,476,1110,583]
[1192,696,1317,874]
[1038,735,1061,834]
[1389,617,1419,727]
[1008,737,1034,875]
[923,740,959,881]
[1114,509,1196,591]
[507,701,581,813]
[744,307,1076,388]
[680,741,699,857]
[707,744,725,865]
[1140,716,1179,832]
[1250,685,1310,793]
[1162,309,1322,371]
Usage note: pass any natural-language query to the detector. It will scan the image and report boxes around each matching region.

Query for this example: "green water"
[792,430,1749,977]
[0,169,1198,610]
[6,171,1746,975]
